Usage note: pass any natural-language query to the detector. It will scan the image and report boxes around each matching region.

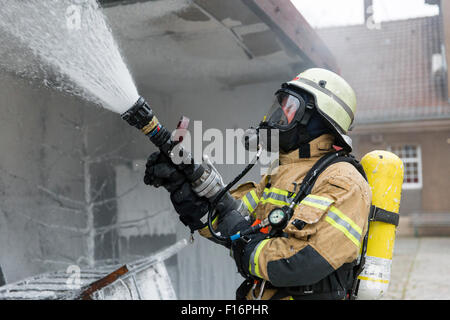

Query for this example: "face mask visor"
[261,90,306,131]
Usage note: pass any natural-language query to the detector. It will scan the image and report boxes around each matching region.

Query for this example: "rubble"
[0,239,187,300]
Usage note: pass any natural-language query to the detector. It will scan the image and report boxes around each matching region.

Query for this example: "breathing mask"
[259,87,316,153]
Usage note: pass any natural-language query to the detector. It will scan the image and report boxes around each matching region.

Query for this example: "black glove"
[144,151,210,232]
[216,210,268,279]
[144,151,186,192]
[170,181,210,232]
[230,232,268,280]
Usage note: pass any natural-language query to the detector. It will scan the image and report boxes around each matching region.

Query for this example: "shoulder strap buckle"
[369,205,399,227]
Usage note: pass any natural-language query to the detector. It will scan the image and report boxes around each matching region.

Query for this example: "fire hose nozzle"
[122,96,171,147]
[121,96,153,129]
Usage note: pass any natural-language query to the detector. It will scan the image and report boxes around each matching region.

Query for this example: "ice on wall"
[115,162,178,238]
[0,240,186,300]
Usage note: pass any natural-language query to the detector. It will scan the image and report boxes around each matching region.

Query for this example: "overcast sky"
[291,0,439,28]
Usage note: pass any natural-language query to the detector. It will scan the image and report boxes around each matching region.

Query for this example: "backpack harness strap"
[369,206,399,227]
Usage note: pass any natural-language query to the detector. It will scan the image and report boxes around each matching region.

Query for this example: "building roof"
[317,16,450,124]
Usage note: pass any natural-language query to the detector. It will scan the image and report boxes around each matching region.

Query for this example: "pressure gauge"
[268,206,291,230]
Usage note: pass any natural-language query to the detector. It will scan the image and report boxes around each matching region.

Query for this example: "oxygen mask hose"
[209,144,263,245]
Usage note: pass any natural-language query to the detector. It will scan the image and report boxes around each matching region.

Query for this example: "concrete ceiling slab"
[175,6,210,22]
[193,0,261,25]
[241,29,281,57]
[102,0,324,92]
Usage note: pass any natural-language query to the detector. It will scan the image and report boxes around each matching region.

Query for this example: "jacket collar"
[279,134,336,165]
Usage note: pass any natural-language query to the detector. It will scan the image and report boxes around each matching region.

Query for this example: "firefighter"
[143,68,372,300]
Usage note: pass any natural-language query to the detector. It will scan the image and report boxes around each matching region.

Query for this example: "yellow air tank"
[357,150,404,300]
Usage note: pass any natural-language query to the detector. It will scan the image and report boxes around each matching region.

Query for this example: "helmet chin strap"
[300,100,315,126]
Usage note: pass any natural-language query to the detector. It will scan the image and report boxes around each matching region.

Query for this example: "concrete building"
[317,0,450,236]
[0,0,338,299]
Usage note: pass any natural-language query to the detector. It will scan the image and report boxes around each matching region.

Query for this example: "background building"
[317,0,450,236]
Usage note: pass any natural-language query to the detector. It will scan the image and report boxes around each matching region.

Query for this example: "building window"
[387,145,422,190]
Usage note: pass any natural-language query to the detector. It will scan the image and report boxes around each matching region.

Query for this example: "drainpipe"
[440,0,450,102]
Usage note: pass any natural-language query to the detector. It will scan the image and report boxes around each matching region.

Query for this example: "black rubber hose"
[291,150,347,205]
[207,147,262,244]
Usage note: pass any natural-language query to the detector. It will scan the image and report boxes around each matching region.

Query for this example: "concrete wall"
[0,72,87,282]
[0,71,138,283]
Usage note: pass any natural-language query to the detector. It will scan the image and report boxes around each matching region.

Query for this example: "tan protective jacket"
[200,134,372,299]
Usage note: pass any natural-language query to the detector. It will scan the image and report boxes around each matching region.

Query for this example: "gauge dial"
[269,208,286,227]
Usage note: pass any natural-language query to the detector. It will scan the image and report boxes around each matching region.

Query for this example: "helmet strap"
[299,102,314,125]
[298,143,311,158]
